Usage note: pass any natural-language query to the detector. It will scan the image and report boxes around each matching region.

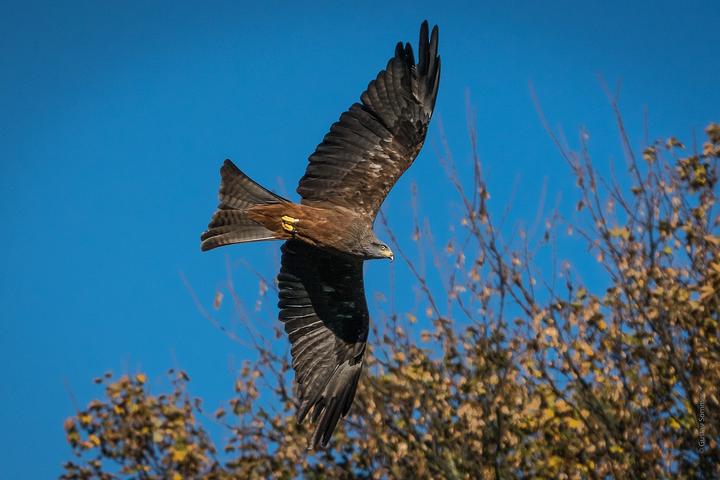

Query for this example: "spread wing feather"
[277,240,369,448]
[297,21,440,219]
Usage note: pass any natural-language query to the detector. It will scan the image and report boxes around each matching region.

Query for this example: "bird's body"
[247,201,375,257]
[201,21,440,448]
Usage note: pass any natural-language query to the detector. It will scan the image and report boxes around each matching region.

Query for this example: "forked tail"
[200,160,288,251]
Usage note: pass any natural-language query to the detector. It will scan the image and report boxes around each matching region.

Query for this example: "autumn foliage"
[63,114,719,478]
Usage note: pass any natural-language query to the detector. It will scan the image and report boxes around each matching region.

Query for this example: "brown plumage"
[201,21,440,448]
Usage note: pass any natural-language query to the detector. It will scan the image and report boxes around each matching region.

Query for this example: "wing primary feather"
[418,20,429,76]
[405,42,414,66]
[428,25,439,82]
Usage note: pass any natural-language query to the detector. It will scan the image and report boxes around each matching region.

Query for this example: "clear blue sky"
[1,1,718,476]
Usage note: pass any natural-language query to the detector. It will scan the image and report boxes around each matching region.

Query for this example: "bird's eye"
[379,245,387,251]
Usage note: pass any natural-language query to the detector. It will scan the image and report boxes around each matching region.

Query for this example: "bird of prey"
[201,21,440,448]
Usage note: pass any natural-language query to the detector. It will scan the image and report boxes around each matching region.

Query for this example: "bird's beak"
[386,250,394,261]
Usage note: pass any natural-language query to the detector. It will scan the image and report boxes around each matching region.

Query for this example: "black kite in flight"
[201,21,440,448]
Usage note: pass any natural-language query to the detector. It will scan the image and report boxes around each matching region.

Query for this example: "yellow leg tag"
[281,215,299,233]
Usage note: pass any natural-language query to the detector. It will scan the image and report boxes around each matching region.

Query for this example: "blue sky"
[1,1,718,476]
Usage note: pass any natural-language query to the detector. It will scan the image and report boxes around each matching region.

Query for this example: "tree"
[63,111,719,479]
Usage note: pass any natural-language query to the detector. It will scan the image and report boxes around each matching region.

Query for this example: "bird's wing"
[277,240,369,448]
[296,21,440,220]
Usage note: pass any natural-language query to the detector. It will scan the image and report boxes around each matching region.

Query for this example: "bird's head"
[353,225,393,260]
[366,240,394,261]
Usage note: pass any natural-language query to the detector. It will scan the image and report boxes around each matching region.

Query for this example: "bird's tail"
[201,160,288,251]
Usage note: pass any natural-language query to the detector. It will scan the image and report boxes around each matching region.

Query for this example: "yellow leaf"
[135,373,147,384]
[666,137,684,149]
[457,403,472,418]
[642,147,657,163]
[668,417,681,430]
[699,284,715,301]
[609,226,630,240]
[577,340,594,357]
[525,396,541,414]
[544,327,558,341]
[89,434,101,446]
[541,408,554,422]
[556,400,571,414]
[172,448,187,462]
[213,291,223,310]
[565,417,583,431]
[172,474,183,480]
